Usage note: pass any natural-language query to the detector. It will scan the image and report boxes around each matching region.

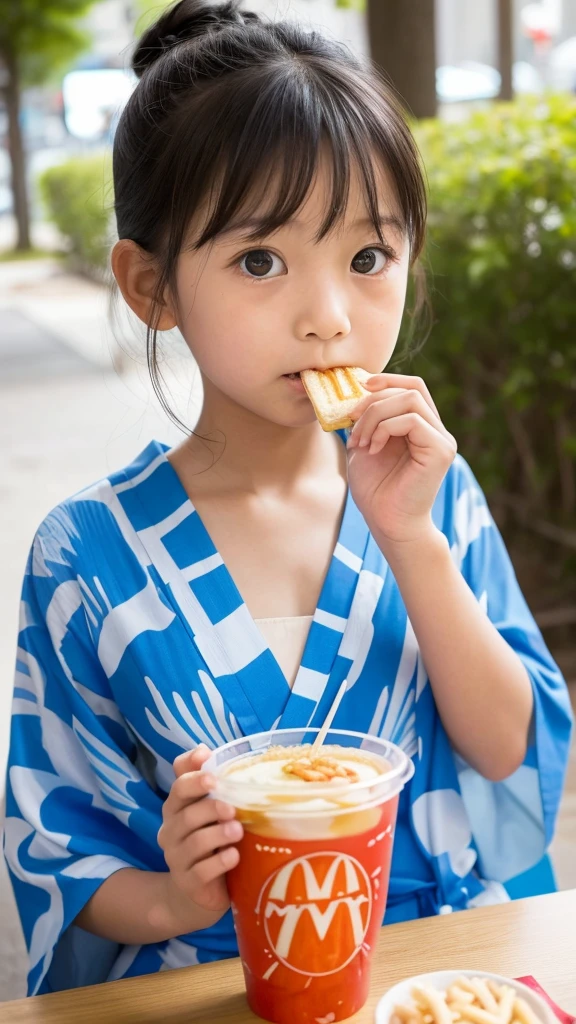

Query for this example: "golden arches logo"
[256,852,372,977]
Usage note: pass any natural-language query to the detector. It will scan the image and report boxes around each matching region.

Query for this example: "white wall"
[246,0,368,58]
[84,0,134,57]
[437,0,495,67]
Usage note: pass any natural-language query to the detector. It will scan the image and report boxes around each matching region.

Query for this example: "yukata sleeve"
[3,515,165,996]
[446,457,573,883]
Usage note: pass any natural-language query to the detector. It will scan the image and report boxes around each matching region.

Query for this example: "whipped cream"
[227,755,380,788]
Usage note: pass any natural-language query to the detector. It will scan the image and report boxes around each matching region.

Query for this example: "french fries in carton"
[390,977,545,1024]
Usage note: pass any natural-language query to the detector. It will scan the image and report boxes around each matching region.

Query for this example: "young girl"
[4,0,572,997]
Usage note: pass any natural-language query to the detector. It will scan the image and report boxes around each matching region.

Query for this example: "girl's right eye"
[237,249,286,279]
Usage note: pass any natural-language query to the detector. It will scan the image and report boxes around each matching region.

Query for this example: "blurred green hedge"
[38,153,112,279]
[401,95,576,549]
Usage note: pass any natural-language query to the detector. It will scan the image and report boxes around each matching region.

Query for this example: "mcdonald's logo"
[256,852,372,977]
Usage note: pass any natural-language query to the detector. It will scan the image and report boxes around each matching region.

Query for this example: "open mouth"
[282,372,301,379]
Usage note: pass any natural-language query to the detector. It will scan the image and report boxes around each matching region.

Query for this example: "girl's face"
[173,159,411,428]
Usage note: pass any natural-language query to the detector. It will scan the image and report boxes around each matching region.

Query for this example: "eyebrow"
[215,213,405,239]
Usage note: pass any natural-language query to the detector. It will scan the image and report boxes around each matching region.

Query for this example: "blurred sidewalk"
[0,257,202,779]
[0,256,203,999]
[0,257,123,372]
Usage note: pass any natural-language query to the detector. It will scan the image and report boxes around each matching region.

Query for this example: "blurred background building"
[1,0,575,1002]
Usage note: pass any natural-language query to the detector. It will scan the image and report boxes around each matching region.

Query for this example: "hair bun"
[132,0,260,78]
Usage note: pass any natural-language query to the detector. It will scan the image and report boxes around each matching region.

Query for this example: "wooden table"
[2,891,575,1023]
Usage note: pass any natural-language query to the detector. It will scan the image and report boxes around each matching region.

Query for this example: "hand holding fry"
[345,372,458,547]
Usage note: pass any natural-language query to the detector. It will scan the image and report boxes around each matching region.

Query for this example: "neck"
[170,377,346,496]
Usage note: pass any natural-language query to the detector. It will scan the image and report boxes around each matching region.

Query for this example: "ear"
[111,239,177,331]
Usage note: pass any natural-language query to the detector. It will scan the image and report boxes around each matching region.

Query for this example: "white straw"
[309,679,348,757]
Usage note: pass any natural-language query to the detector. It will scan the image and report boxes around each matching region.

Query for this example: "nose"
[293,278,351,343]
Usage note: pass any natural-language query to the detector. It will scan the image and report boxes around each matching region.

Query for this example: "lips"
[282,367,340,378]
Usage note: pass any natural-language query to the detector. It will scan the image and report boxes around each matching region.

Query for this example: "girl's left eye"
[351,248,391,275]
[238,250,286,279]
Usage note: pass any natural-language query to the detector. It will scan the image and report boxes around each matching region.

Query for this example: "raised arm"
[380,527,532,781]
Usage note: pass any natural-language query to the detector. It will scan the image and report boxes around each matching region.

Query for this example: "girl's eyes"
[239,250,286,278]
[351,248,391,275]
[235,246,396,280]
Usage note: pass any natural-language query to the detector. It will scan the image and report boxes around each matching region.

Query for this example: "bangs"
[114,12,429,434]
[159,52,426,265]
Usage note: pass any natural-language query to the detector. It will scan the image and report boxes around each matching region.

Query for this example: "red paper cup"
[203,727,414,1024]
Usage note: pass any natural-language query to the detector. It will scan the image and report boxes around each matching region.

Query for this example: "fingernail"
[223,820,242,840]
[347,432,356,449]
[359,436,369,447]
[201,773,215,791]
[221,846,239,868]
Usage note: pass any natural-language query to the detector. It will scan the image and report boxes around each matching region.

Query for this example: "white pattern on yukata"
[3,434,572,995]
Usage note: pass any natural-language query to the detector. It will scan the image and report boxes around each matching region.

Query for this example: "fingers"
[158,777,242,893]
[166,743,218,816]
[163,767,214,819]
[348,390,454,451]
[363,413,458,462]
[161,793,236,848]
[361,373,440,418]
[171,819,243,874]
[350,386,412,426]
[159,745,242,914]
[173,744,211,779]
[184,845,240,889]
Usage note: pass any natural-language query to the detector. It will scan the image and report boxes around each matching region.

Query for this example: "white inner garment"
[254,614,313,688]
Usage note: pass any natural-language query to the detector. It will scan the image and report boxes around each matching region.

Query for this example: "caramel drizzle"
[282,755,360,784]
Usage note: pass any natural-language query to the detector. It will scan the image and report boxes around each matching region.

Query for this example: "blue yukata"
[3,434,572,995]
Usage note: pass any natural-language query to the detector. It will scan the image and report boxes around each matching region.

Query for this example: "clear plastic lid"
[202,727,415,816]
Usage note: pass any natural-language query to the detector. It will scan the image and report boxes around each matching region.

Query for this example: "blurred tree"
[497,0,514,100]
[405,96,576,566]
[367,0,437,118]
[0,1,97,252]
[134,0,171,28]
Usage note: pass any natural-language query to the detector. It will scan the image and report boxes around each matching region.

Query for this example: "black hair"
[113,0,428,430]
